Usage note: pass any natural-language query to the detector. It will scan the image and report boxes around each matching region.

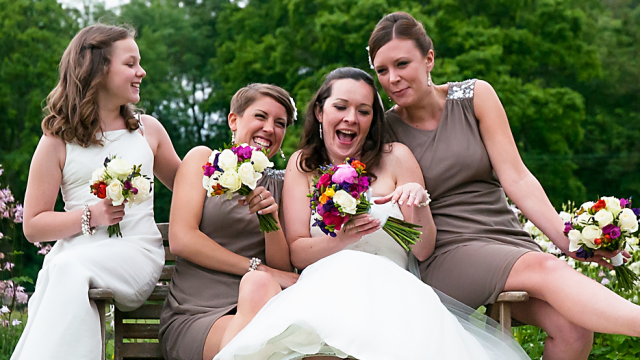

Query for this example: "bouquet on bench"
[309,158,422,251]
[90,155,152,237]
[202,144,279,233]
[564,196,640,290]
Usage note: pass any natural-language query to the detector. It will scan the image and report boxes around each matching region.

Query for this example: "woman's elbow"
[22,219,39,243]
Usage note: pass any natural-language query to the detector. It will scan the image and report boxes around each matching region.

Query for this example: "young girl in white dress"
[12,24,180,360]
[213,68,529,359]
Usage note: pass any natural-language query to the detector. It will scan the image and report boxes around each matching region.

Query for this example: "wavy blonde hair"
[42,24,139,147]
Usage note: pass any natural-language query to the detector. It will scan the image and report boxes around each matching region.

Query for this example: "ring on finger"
[258,193,264,201]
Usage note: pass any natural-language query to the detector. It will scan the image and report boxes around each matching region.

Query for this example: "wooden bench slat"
[122,323,161,339]
[147,286,169,301]
[495,291,529,302]
[121,304,163,319]
[121,342,163,359]
[159,265,174,281]
[89,289,114,300]
[164,247,176,262]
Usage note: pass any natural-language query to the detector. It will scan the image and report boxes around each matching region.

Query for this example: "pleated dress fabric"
[11,128,165,360]
[385,79,541,309]
[159,169,284,360]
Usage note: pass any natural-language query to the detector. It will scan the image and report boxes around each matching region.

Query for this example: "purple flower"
[322,199,335,213]
[13,205,23,224]
[633,208,640,216]
[602,224,621,239]
[131,187,139,195]
[123,180,132,190]
[103,157,112,168]
[620,198,631,208]
[575,246,594,260]
[234,145,253,161]
[203,165,216,177]
[563,222,573,234]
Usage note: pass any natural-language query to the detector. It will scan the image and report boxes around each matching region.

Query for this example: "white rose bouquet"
[202,144,279,232]
[564,196,640,290]
[89,155,152,237]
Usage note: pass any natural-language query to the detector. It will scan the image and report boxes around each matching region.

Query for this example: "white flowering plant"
[202,144,279,232]
[563,197,640,290]
[89,155,153,237]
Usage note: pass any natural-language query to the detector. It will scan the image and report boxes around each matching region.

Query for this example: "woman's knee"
[237,271,280,314]
[509,252,573,289]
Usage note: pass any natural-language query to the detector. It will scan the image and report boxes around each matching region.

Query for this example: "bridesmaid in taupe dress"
[159,84,299,360]
[368,11,640,360]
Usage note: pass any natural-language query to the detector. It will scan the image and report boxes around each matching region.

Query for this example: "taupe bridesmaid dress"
[159,169,284,360]
[386,79,541,309]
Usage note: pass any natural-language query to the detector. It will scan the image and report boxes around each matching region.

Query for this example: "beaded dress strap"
[446,79,477,100]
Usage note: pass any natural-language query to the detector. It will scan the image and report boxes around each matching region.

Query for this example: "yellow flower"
[324,188,335,198]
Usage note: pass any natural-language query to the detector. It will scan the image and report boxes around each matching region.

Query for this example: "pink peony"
[317,173,331,189]
[331,164,358,184]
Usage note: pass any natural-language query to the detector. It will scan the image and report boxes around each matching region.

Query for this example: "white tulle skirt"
[214,250,528,360]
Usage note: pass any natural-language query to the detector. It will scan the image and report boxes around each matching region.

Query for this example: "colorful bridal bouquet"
[89,155,152,237]
[309,158,422,251]
[564,196,640,290]
[202,144,279,233]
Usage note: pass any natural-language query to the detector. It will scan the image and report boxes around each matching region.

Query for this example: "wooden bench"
[90,223,174,360]
[487,291,529,333]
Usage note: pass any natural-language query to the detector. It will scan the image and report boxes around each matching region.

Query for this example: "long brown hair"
[298,67,388,179]
[42,24,140,147]
[368,12,433,65]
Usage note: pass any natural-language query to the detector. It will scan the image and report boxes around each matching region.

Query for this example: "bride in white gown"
[214,67,529,360]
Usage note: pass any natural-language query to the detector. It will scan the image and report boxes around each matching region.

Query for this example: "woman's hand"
[336,214,381,245]
[374,182,428,207]
[567,248,631,270]
[260,266,299,289]
[239,186,278,216]
[89,198,126,227]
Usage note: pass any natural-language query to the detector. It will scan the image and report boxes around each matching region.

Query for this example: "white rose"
[594,209,614,228]
[580,201,595,212]
[208,150,221,164]
[202,176,212,194]
[217,149,238,171]
[581,225,602,248]
[130,176,151,206]
[219,169,242,192]
[250,151,273,173]
[618,208,639,233]
[333,190,358,215]
[106,180,125,206]
[628,236,639,246]
[576,213,592,226]
[602,196,622,216]
[238,162,262,190]
[568,229,583,252]
[106,158,133,180]
[523,221,536,235]
[558,211,572,223]
[91,167,106,183]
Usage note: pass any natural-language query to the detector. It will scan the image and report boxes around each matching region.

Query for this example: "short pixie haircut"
[230,84,296,126]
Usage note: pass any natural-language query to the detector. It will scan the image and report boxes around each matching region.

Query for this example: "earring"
[319,123,323,140]
[280,149,286,161]
[428,73,432,87]
[231,132,236,144]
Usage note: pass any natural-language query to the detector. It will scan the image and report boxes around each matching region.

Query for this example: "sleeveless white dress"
[214,201,529,360]
[11,129,165,360]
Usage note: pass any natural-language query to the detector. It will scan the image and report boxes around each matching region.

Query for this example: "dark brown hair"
[230,83,296,126]
[42,24,139,147]
[298,67,388,178]
[368,12,433,65]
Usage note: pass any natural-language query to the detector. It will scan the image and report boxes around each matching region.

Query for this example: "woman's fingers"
[373,193,393,205]
[257,203,278,215]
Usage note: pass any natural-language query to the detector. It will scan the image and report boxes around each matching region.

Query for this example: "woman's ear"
[228,112,238,132]
[314,104,323,124]
[425,49,435,73]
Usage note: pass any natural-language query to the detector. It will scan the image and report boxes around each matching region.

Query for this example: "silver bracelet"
[248,257,262,272]
[417,190,432,208]
[81,205,97,236]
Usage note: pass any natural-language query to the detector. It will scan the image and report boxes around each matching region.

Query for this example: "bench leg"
[95,299,106,360]
[498,301,512,334]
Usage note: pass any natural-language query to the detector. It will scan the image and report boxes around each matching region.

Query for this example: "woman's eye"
[398,61,409,67]
[359,110,370,116]
[334,105,346,111]
[127,64,134,67]
[255,114,266,119]
[276,121,286,128]
[376,68,387,75]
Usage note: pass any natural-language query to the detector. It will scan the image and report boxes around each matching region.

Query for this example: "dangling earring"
[319,123,323,140]
[280,149,286,161]
[231,132,236,144]
[428,72,432,87]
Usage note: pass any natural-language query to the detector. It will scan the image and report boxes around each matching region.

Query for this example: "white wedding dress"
[214,201,529,360]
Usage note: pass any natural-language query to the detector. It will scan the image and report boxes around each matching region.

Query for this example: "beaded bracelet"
[81,205,97,236]
[248,257,262,272]
[417,190,432,208]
